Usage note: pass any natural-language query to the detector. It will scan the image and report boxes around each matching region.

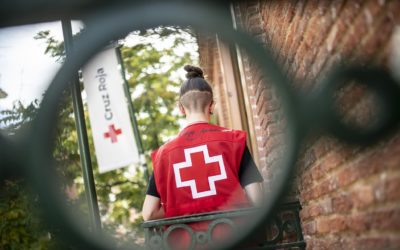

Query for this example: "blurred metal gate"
[1,1,399,249]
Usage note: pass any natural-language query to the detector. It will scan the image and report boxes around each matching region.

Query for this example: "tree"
[0,101,55,249]
[0,25,198,248]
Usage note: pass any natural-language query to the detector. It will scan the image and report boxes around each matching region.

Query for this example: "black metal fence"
[1,1,400,249]
[143,202,305,249]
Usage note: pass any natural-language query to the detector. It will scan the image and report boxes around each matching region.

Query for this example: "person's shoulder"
[152,135,179,158]
[206,123,231,132]
[208,124,247,141]
[163,135,181,148]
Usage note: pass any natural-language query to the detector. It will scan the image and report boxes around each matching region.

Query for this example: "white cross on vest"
[173,144,227,199]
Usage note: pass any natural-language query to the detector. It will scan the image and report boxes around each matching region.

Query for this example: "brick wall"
[198,0,400,249]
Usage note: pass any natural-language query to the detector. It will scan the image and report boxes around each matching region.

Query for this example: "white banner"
[82,48,139,173]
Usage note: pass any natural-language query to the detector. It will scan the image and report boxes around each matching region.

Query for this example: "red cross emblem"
[103,124,122,143]
[173,144,227,199]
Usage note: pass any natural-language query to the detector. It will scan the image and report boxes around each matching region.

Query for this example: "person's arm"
[244,182,263,207]
[142,172,164,221]
[239,146,264,206]
[142,195,165,221]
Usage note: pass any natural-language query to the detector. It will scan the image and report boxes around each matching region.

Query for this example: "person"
[141,65,264,247]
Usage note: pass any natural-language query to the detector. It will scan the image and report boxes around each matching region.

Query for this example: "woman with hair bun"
[141,65,263,248]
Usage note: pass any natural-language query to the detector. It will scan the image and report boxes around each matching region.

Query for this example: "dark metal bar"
[259,241,306,250]
[0,0,238,28]
[61,19,102,233]
[142,207,261,228]
[143,202,306,249]
[294,205,305,243]
[1,1,396,248]
[115,46,150,181]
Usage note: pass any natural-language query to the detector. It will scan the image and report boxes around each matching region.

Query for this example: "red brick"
[325,236,345,249]
[316,215,346,235]
[248,17,263,35]
[336,166,355,188]
[316,217,330,234]
[264,134,282,152]
[310,163,323,180]
[264,100,280,113]
[260,111,279,130]
[388,238,400,249]
[274,2,296,58]
[256,100,267,116]
[349,237,391,250]
[384,175,400,202]
[320,197,333,215]
[308,204,322,218]
[370,208,400,230]
[284,2,309,66]
[246,5,259,16]
[255,86,270,105]
[335,148,385,188]
[352,184,375,209]
[302,148,316,169]
[308,178,337,199]
[302,221,316,235]
[301,189,312,202]
[300,171,313,190]
[335,82,367,113]
[299,206,309,220]
[255,126,267,137]
[257,146,267,157]
[282,0,306,50]
[252,69,264,87]
[266,123,281,136]
[341,15,368,58]
[312,137,333,158]
[315,0,366,79]
[362,15,393,61]
[347,214,369,232]
[249,95,256,107]
[332,192,353,213]
[346,208,400,233]
[322,147,350,173]
[310,44,330,80]
[305,15,332,48]
[329,215,347,233]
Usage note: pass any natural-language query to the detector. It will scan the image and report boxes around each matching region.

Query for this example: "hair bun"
[184,65,204,79]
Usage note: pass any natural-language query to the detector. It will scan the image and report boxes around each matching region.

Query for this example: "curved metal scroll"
[0,1,399,249]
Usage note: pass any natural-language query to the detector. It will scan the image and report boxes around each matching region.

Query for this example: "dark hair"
[179,65,213,98]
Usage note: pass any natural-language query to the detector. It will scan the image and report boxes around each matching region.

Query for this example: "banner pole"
[116,46,150,182]
[61,19,102,233]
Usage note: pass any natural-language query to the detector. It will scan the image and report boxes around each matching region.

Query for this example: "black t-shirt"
[146,145,263,198]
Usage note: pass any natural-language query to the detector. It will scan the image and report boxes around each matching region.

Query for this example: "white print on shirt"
[173,144,227,199]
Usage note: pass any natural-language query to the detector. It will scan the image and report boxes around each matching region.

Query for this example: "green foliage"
[0,181,52,249]
[121,30,196,151]
[0,102,49,249]
[0,100,39,135]
[0,25,198,248]
[0,97,78,249]
[34,30,66,62]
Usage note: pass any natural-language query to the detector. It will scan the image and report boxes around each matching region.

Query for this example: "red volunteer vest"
[151,122,250,218]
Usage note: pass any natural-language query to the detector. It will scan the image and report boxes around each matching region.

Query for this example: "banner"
[82,48,139,173]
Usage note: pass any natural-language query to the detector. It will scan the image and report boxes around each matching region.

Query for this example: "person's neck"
[185,113,210,125]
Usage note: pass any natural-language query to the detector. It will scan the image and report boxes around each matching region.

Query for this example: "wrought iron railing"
[142,202,305,250]
[0,1,400,249]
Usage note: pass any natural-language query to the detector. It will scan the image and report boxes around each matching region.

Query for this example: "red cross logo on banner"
[173,144,227,199]
[103,124,122,143]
